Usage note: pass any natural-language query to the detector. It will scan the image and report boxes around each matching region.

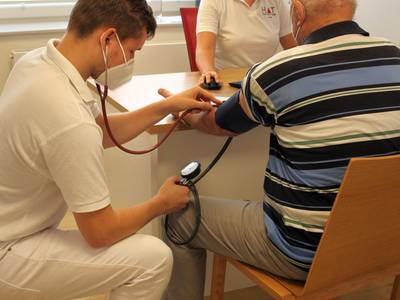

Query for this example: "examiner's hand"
[155,176,190,214]
[158,86,222,118]
[199,70,221,85]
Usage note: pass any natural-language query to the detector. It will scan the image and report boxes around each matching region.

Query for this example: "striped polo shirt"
[232,21,400,270]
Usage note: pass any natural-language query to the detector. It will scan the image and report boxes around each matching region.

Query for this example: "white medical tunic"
[197,0,292,69]
[0,39,110,242]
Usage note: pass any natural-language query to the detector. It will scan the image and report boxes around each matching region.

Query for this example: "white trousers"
[0,228,172,300]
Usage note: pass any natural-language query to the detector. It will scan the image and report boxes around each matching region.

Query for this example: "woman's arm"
[280,33,298,49]
[196,31,220,84]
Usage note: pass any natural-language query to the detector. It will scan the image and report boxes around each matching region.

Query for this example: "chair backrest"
[303,154,400,295]
[180,7,199,72]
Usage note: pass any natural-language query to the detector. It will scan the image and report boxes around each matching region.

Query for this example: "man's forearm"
[184,109,235,136]
[106,198,163,244]
[76,196,164,248]
[98,100,170,148]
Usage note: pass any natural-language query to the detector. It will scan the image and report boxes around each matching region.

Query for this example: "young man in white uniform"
[0,0,217,299]
[196,0,297,84]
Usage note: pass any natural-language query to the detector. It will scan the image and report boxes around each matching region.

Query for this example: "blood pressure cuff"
[215,91,259,134]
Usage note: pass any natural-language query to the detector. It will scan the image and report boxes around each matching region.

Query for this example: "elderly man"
[0,0,217,299]
[160,0,400,299]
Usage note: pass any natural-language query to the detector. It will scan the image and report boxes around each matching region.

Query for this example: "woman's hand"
[199,70,221,85]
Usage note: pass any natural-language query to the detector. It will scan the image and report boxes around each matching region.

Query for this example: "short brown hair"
[68,0,157,40]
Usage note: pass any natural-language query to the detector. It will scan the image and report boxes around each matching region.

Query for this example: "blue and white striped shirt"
[217,21,400,270]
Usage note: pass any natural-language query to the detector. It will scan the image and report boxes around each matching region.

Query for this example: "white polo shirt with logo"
[0,39,110,242]
[197,0,292,69]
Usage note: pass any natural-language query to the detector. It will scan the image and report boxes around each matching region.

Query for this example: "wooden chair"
[210,154,400,300]
[180,7,199,71]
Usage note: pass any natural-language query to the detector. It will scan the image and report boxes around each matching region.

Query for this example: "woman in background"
[196,0,297,84]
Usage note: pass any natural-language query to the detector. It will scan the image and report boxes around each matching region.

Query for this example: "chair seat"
[227,257,305,298]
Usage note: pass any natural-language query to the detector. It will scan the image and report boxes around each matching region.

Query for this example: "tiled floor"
[61,213,395,300]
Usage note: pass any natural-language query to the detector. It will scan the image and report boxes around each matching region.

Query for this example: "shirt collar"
[303,21,370,45]
[44,39,95,104]
[237,0,259,7]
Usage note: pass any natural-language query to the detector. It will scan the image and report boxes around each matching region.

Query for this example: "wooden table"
[92,68,248,134]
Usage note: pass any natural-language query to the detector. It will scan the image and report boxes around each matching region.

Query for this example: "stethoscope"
[164,137,232,245]
[96,83,233,245]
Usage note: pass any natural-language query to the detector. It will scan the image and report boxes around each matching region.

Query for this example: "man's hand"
[159,87,235,136]
[154,176,191,215]
[158,86,222,118]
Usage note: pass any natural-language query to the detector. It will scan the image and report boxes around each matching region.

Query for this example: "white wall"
[355,0,400,43]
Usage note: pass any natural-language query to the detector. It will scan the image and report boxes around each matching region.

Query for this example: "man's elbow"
[76,221,117,248]
[81,230,115,248]
[87,240,110,249]
[74,205,120,248]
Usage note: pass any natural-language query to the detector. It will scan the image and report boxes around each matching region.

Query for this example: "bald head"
[301,0,357,19]
[291,0,358,44]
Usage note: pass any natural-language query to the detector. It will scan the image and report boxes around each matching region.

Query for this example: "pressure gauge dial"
[180,161,201,180]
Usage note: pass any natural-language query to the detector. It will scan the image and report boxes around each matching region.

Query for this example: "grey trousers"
[163,196,307,300]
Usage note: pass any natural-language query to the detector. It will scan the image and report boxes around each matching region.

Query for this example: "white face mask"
[95,32,135,89]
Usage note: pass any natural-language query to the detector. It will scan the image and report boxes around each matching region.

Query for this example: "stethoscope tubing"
[96,84,233,245]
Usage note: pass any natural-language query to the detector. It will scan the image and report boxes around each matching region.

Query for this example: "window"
[0,0,197,21]
[153,0,196,17]
[0,1,74,20]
